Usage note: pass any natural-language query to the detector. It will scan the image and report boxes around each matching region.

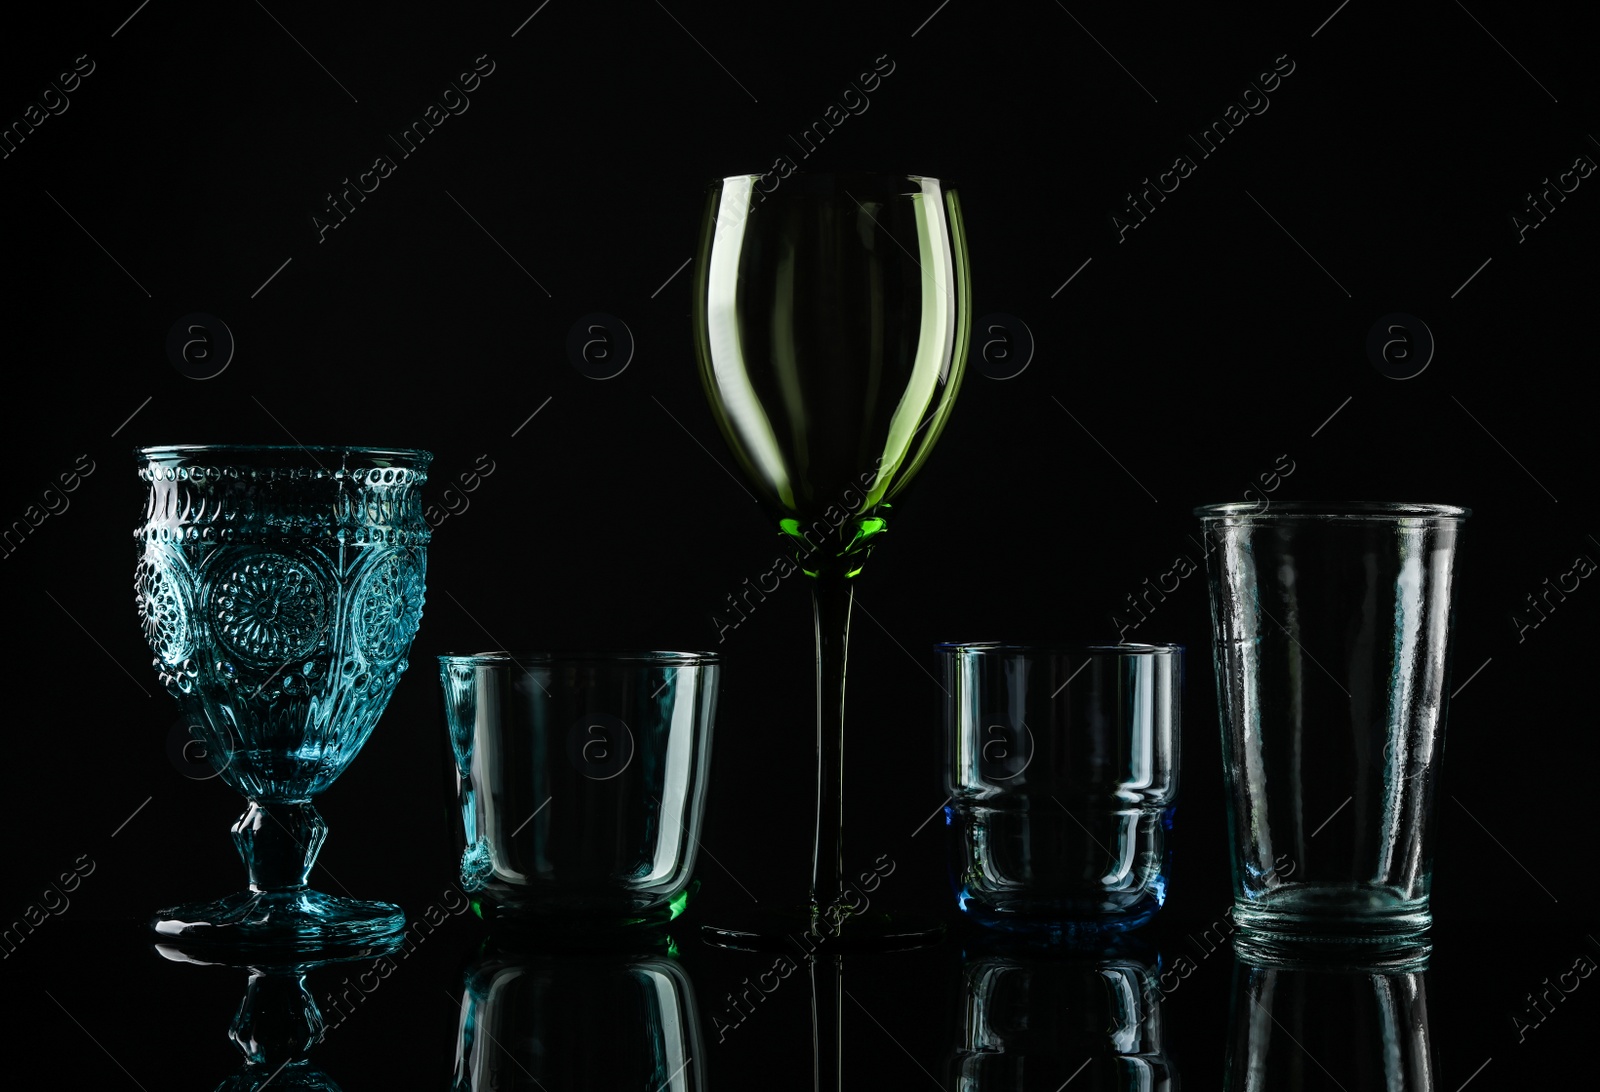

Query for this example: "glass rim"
[438,650,720,666]
[706,171,949,192]
[1194,501,1469,520]
[935,641,1183,655]
[136,444,432,464]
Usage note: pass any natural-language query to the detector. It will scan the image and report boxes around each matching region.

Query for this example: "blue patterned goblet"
[134,445,431,947]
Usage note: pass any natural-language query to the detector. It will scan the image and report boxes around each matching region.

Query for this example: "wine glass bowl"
[134,444,430,949]
[693,172,970,576]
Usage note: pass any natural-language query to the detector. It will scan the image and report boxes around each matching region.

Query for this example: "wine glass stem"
[810,571,853,920]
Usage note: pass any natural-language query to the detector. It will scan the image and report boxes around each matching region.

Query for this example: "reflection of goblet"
[949,945,1178,1090]
[135,445,431,947]
[452,935,704,1090]
[156,940,397,1091]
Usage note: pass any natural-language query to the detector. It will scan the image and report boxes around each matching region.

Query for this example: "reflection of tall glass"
[1226,951,1433,1090]
[1197,503,1468,945]
[452,940,704,1091]
[949,948,1177,1090]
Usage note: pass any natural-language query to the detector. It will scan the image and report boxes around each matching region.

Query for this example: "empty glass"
[940,643,1181,936]
[135,444,430,947]
[1197,502,1468,947]
[438,652,717,930]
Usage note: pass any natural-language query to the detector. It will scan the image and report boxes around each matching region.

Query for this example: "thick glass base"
[956,890,1163,941]
[471,879,696,935]
[1234,931,1432,971]
[1231,882,1430,951]
[701,907,944,952]
[152,888,405,950]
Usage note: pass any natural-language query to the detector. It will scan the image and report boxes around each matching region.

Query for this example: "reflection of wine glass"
[1226,947,1433,1089]
[949,945,1177,1090]
[692,172,970,945]
[134,445,430,947]
[452,935,704,1090]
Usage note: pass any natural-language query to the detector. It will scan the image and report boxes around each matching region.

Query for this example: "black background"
[2,0,1596,1087]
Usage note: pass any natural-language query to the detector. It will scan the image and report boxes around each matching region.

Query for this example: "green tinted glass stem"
[810,569,852,921]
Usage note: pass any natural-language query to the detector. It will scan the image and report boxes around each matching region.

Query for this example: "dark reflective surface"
[451,932,704,1091]
[5,916,1593,1087]
[949,940,1179,1090]
[153,940,401,1091]
[1225,948,1434,1090]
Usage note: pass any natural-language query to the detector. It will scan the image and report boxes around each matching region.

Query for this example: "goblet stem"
[233,801,327,892]
[809,570,853,923]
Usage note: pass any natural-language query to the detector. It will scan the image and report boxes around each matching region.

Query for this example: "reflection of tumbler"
[949,951,1178,1090]
[1225,952,1433,1090]
[941,643,1181,936]
[1197,503,1467,946]
[452,941,704,1091]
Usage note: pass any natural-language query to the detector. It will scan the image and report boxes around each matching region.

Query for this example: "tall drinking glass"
[1196,502,1468,948]
[691,172,970,945]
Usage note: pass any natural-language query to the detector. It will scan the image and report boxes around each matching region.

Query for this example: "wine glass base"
[700,907,945,953]
[152,888,405,950]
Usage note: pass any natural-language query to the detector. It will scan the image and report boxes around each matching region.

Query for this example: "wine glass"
[690,172,971,945]
[134,444,430,948]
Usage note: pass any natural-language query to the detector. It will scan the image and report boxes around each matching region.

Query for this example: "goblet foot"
[214,1060,344,1092]
[152,888,405,950]
[701,906,944,953]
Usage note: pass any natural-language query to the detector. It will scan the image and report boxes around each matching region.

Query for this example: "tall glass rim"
[136,444,432,466]
[438,650,719,666]
[935,641,1182,656]
[705,171,951,195]
[1194,501,1469,521]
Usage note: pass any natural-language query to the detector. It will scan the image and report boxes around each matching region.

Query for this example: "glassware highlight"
[1196,502,1468,947]
[438,651,718,929]
[941,643,1181,936]
[691,171,970,946]
[135,444,430,948]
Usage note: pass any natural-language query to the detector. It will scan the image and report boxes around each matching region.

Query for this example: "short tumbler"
[1197,502,1468,946]
[439,652,717,929]
[941,643,1181,936]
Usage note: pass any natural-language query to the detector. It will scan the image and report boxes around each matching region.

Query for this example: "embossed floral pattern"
[135,545,193,665]
[353,551,425,663]
[209,551,332,665]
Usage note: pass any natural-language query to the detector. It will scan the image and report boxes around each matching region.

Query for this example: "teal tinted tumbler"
[439,652,718,930]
